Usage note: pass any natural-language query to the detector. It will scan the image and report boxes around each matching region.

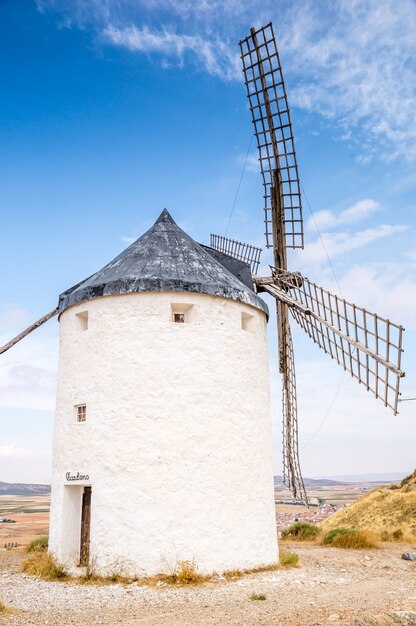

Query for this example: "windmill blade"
[210,234,262,274]
[280,306,307,502]
[0,308,58,356]
[256,269,405,414]
[240,23,303,250]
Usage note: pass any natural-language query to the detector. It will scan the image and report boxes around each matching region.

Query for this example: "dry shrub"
[22,553,67,580]
[0,601,7,613]
[281,521,320,541]
[330,528,380,549]
[26,536,48,553]
[223,569,244,580]
[279,550,299,567]
[250,593,266,601]
[164,559,208,585]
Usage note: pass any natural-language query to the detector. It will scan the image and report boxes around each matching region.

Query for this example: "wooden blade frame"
[210,234,262,274]
[240,23,304,250]
[257,268,405,415]
[241,22,306,501]
[281,320,307,502]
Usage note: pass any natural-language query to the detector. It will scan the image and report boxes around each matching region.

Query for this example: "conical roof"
[58,210,268,315]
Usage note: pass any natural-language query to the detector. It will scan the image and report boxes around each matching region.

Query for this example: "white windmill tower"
[1,23,405,576]
[49,208,277,575]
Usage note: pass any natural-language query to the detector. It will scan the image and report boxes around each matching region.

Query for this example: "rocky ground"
[0,542,415,626]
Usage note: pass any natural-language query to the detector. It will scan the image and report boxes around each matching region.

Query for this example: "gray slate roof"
[58,210,268,316]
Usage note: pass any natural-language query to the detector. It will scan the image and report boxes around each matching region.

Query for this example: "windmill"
[209,23,406,502]
[0,22,405,514]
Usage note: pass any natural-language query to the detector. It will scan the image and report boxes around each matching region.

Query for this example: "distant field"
[0,495,50,547]
[275,481,384,507]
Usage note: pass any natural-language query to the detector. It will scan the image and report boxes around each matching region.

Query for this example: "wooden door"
[80,486,91,565]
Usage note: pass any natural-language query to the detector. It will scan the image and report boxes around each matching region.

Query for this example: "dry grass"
[279,550,299,567]
[22,553,68,580]
[223,561,286,580]
[23,554,288,588]
[320,471,416,541]
[165,559,208,585]
[323,528,380,549]
[26,536,48,553]
[77,559,209,587]
[250,593,267,601]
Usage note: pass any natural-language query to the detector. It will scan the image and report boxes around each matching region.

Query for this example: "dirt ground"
[0,541,415,626]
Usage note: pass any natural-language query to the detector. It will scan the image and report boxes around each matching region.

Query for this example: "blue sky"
[0,0,415,483]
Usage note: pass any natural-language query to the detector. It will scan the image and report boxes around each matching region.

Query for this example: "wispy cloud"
[37,0,416,161]
[307,198,380,230]
[297,223,407,267]
[238,152,259,174]
[0,444,44,460]
[104,25,240,79]
[0,306,58,411]
[121,235,136,244]
[281,0,416,162]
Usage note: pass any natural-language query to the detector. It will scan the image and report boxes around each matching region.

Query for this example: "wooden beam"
[0,308,59,356]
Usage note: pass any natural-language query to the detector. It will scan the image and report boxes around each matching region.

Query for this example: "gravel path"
[0,543,415,625]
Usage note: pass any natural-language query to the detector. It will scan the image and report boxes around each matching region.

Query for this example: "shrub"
[166,559,207,585]
[327,528,380,549]
[281,522,320,541]
[22,553,67,580]
[26,536,48,553]
[322,527,353,545]
[0,601,7,613]
[279,550,299,567]
[250,593,266,601]
[392,529,404,541]
[400,470,416,488]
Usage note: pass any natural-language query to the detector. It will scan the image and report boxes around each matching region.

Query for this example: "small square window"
[76,404,87,422]
[76,311,88,331]
[171,303,194,323]
[241,312,254,331]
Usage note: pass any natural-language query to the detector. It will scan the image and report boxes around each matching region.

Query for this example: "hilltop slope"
[320,470,416,540]
[0,482,51,496]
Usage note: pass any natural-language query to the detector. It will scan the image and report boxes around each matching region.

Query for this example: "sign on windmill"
[1,23,405,576]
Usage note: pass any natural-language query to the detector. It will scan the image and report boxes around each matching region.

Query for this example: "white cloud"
[238,152,259,174]
[0,307,58,411]
[328,262,416,330]
[308,199,380,231]
[282,0,416,161]
[0,443,34,459]
[103,24,240,79]
[338,199,380,225]
[36,0,416,160]
[296,223,407,266]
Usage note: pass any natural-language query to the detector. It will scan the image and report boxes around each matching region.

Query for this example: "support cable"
[225,134,254,236]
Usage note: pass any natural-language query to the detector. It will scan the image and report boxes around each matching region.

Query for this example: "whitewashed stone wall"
[49,291,277,576]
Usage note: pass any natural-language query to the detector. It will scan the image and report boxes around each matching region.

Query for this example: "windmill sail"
[240,23,303,250]
[280,312,307,501]
[210,234,262,274]
[256,269,405,415]
[241,23,307,501]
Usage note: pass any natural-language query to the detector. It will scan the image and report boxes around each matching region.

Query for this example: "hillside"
[320,470,416,540]
[0,482,51,496]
